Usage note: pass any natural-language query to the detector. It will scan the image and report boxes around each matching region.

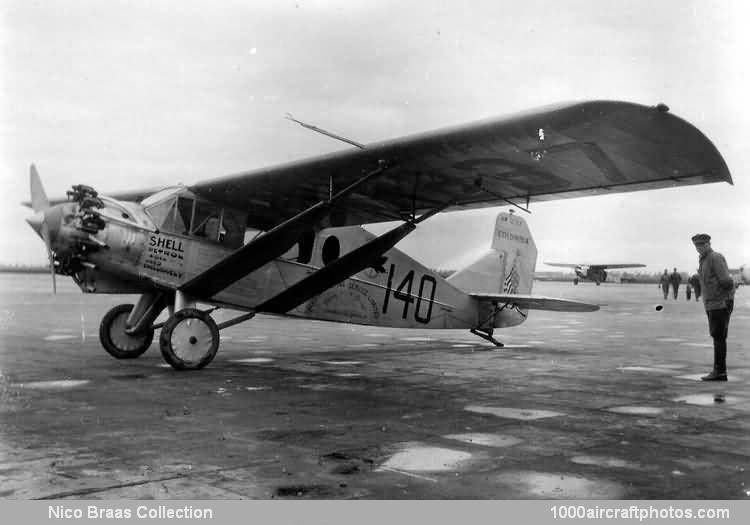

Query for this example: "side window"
[191,201,220,240]
[146,195,246,247]
[220,208,245,247]
[146,198,177,231]
[321,235,340,266]
[175,197,194,235]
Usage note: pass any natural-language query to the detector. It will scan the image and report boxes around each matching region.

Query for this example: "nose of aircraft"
[25,204,63,244]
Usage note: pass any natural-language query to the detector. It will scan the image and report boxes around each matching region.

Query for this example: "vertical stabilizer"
[447,211,537,295]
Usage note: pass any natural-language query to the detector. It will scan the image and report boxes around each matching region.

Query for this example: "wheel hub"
[170,317,215,363]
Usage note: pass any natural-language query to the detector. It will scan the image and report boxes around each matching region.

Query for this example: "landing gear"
[99,304,154,359]
[470,328,504,347]
[159,308,220,370]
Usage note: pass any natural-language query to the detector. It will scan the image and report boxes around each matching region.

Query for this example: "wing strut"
[256,199,454,315]
[209,222,416,331]
[213,201,453,329]
[257,220,415,314]
[180,160,393,298]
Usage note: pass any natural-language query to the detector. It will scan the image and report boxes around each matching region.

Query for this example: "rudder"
[447,210,537,295]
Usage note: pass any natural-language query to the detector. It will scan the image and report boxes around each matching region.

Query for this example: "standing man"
[669,267,682,300]
[659,269,670,300]
[692,234,735,381]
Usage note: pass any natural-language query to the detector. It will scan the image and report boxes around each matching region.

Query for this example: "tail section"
[447,210,537,295]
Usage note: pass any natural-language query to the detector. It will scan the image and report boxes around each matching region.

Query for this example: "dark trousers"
[671,283,679,299]
[706,300,733,373]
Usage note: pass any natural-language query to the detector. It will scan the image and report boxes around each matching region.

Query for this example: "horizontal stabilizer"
[470,293,600,312]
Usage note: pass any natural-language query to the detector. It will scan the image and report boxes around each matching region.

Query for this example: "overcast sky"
[1,0,748,275]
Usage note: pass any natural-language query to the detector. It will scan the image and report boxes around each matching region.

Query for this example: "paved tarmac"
[1,274,749,499]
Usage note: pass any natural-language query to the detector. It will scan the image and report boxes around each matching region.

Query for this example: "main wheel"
[99,304,154,359]
[159,308,219,370]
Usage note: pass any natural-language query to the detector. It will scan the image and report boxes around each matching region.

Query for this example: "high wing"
[470,293,600,312]
[185,100,731,230]
[545,263,646,270]
[588,263,646,270]
[37,101,731,229]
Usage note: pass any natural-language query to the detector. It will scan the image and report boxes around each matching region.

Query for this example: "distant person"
[688,272,701,301]
[692,234,735,381]
[686,281,692,301]
[669,267,682,300]
[659,269,670,300]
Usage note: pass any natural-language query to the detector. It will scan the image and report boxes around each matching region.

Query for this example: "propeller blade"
[28,164,56,293]
[26,164,57,294]
[30,164,50,213]
[41,218,57,294]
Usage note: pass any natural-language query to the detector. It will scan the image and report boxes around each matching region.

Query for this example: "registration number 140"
[381,264,437,324]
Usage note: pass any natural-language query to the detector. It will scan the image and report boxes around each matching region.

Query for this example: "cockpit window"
[191,200,218,239]
[219,208,244,246]
[145,199,176,231]
[175,197,194,235]
[143,190,246,249]
[141,187,182,207]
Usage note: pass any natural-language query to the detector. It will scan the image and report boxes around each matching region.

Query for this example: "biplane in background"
[24,101,732,370]
[544,263,647,285]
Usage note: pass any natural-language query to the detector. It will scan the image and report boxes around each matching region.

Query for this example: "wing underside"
[188,101,731,230]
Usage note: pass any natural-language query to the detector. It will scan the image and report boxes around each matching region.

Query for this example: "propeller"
[27,164,57,293]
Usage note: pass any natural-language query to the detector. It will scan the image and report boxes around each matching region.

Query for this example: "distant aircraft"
[544,263,647,285]
[731,266,749,286]
[23,100,731,370]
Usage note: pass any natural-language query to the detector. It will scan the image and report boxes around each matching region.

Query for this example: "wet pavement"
[1,275,749,499]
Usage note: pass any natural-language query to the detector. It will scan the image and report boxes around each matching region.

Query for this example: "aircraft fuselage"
[80,225,528,330]
[574,266,607,285]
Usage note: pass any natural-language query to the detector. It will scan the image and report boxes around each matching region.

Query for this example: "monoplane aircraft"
[544,263,647,285]
[24,101,731,369]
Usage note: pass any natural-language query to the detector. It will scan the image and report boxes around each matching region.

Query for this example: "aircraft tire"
[99,304,154,359]
[159,308,219,370]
